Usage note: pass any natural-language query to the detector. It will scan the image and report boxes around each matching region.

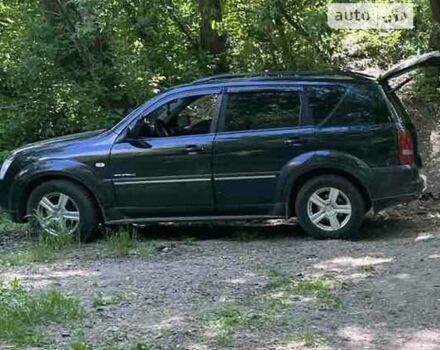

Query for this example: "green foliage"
[70,340,156,350]
[1,233,75,266]
[0,0,339,152]
[0,278,84,346]
[0,0,436,152]
[109,230,132,257]
[201,307,267,330]
[108,229,158,258]
[289,329,327,347]
[0,210,26,233]
[266,270,341,308]
[92,291,122,308]
[200,306,269,347]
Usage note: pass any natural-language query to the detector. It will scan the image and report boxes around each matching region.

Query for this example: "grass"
[196,270,340,347]
[292,278,341,307]
[92,291,123,308]
[0,211,27,233]
[288,329,327,347]
[267,269,294,289]
[70,341,155,350]
[0,278,84,347]
[109,230,131,256]
[213,332,235,348]
[266,270,341,308]
[1,226,160,267]
[200,306,269,347]
[201,307,267,330]
[108,229,159,258]
[0,233,75,266]
[0,210,77,267]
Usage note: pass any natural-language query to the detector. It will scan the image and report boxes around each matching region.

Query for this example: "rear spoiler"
[379,51,440,84]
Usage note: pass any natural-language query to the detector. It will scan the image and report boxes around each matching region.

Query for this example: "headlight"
[0,155,15,180]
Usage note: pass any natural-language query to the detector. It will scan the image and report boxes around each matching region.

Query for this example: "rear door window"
[307,84,392,126]
[223,91,301,132]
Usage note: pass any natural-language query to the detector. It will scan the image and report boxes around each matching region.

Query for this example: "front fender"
[275,150,373,204]
[9,158,115,219]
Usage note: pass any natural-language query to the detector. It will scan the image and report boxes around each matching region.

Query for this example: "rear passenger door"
[212,86,315,215]
[307,84,396,167]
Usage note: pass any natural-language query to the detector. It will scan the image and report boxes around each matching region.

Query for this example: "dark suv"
[1,53,435,241]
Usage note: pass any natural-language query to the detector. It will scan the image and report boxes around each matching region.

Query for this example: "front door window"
[137,94,218,138]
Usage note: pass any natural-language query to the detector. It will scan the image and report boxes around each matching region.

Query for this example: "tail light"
[397,130,414,165]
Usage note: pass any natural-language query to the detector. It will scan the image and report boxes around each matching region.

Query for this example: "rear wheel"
[26,180,99,242]
[295,175,365,239]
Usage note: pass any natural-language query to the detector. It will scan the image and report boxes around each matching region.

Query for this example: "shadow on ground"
[126,212,430,243]
[131,219,305,241]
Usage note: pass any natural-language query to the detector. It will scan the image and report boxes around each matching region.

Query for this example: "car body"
[0,52,435,240]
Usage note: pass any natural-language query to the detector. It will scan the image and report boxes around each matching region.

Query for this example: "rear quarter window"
[307,84,392,126]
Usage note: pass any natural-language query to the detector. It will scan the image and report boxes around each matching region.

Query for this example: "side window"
[307,85,391,127]
[137,94,218,138]
[224,91,301,132]
[306,86,346,125]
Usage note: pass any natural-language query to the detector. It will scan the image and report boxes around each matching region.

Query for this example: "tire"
[295,175,365,239]
[26,180,100,242]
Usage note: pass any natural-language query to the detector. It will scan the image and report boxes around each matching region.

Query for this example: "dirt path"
[1,206,440,350]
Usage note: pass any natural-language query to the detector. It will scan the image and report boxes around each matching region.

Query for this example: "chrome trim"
[114,173,278,185]
[114,173,137,178]
[215,175,277,181]
[114,178,211,185]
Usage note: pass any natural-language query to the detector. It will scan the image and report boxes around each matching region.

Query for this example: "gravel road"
[1,204,440,350]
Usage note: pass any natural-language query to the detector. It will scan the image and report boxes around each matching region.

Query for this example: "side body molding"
[275,150,373,207]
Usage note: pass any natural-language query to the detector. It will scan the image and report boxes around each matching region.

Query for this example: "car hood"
[11,130,105,156]
[379,51,440,82]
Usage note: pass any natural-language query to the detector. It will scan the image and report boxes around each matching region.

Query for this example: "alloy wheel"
[306,187,352,232]
[36,192,80,235]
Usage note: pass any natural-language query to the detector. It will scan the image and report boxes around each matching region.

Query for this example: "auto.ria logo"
[327,3,414,29]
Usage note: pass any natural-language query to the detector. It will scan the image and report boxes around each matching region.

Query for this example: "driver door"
[110,89,221,217]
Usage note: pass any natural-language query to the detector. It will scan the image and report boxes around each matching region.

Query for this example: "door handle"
[185,145,205,154]
[284,137,307,147]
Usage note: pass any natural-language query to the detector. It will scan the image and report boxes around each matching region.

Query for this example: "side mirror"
[129,139,152,149]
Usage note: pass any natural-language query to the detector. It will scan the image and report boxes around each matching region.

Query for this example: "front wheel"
[295,175,365,239]
[27,180,100,242]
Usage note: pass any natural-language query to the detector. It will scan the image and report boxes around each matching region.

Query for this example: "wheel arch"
[16,173,105,223]
[287,167,372,216]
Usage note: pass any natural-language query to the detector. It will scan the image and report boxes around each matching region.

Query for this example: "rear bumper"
[370,164,425,212]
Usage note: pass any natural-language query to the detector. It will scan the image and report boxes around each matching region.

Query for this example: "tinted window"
[306,86,346,124]
[138,94,217,138]
[224,91,301,132]
[307,85,391,126]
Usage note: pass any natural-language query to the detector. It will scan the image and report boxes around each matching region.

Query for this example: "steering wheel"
[155,119,173,137]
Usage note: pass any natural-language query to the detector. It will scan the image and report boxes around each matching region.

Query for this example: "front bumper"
[0,179,7,209]
[0,178,16,220]
[370,164,425,212]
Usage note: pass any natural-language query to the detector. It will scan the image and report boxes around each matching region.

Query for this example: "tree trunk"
[430,0,440,50]
[198,0,228,72]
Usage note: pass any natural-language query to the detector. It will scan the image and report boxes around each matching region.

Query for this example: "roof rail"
[191,73,267,84]
[192,71,321,84]
[190,70,374,85]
